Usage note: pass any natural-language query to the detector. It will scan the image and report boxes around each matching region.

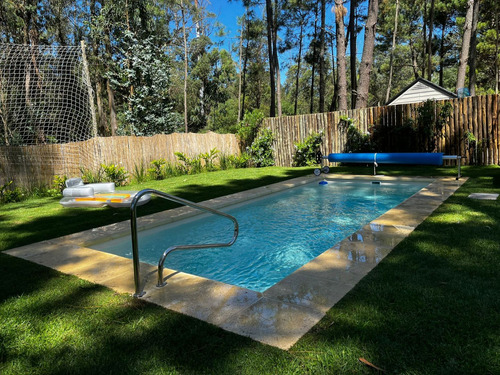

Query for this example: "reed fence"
[0,132,239,188]
[2,95,499,189]
[264,95,500,167]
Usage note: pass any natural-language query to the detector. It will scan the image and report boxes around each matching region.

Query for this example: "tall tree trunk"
[104,31,117,135]
[456,0,474,93]
[180,1,189,132]
[237,15,245,121]
[468,0,480,96]
[106,79,117,136]
[427,0,435,80]
[265,0,276,117]
[385,0,399,103]
[294,22,304,115]
[348,0,358,108]
[439,16,447,87]
[273,3,282,117]
[334,0,348,111]
[310,4,319,113]
[319,0,326,112]
[241,36,249,120]
[355,0,379,109]
[193,0,206,121]
[409,38,420,79]
[90,0,106,135]
[1,78,10,145]
[422,0,427,78]
[22,0,34,44]
[125,0,133,119]
[329,33,338,111]
[95,80,106,135]
[496,10,499,94]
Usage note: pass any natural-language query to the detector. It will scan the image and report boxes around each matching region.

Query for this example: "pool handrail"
[130,189,239,297]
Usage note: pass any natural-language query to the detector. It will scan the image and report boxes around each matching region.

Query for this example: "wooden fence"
[264,95,500,167]
[2,95,499,189]
[0,132,239,188]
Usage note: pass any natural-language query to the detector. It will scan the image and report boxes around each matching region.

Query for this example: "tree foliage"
[0,0,498,139]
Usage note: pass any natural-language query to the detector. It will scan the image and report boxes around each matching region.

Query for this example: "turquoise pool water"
[93,180,429,292]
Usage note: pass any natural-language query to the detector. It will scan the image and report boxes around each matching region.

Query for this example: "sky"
[204,0,366,83]
[206,0,249,52]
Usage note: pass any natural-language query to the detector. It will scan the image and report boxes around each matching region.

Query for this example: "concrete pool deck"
[5,174,466,350]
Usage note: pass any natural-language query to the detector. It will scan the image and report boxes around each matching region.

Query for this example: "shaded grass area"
[1,165,499,374]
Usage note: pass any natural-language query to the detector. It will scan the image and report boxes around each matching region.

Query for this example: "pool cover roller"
[327,152,443,165]
[322,152,461,178]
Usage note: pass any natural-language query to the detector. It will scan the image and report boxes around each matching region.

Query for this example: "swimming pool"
[92,179,430,292]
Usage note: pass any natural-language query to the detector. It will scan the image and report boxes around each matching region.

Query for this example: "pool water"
[93,180,429,292]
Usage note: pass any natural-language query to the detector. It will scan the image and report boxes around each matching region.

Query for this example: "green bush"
[339,116,373,153]
[100,163,129,186]
[219,153,250,169]
[148,159,168,180]
[41,174,68,197]
[199,148,220,171]
[414,100,452,152]
[132,161,149,183]
[293,132,323,167]
[52,175,67,192]
[249,129,274,167]
[0,181,25,204]
[236,109,265,149]
[175,152,202,174]
[80,167,104,183]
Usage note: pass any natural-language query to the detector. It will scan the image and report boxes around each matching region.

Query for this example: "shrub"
[339,116,373,153]
[199,148,220,171]
[175,152,202,174]
[80,167,104,183]
[148,159,167,180]
[52,175,67,193]
[0,181,25,204]
[220,153,250,169]
[132,161,149,183]
[414,100,452,152]
[236,109,265,149]
[100,163,129,186]
[249,129,274,167]
[40,174,68,197]
[293,132,323,167]
[370,100,452,153]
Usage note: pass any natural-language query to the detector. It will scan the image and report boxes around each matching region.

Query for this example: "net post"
[80,41,98,138]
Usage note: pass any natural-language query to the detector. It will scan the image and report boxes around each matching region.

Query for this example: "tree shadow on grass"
[3,167,499,373]
[1,169,314,373]
[0,253,293,375]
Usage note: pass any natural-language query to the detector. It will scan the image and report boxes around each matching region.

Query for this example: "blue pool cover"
[327,153,443,165]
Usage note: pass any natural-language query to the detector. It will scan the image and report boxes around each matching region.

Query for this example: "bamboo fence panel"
[3,95,500,188]
[266,95,500,167]
[0,132,239,188]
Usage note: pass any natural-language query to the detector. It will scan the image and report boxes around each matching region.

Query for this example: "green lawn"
[1,165,499,374]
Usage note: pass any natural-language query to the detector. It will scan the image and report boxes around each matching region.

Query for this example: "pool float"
[59,178,151,208]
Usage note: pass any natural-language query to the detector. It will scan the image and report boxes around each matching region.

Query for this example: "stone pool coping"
[5,174,466,350]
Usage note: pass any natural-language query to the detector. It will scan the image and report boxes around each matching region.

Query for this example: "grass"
[1,165,499,374]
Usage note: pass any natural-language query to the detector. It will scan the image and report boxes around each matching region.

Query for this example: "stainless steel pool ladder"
[130,189,239,297]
